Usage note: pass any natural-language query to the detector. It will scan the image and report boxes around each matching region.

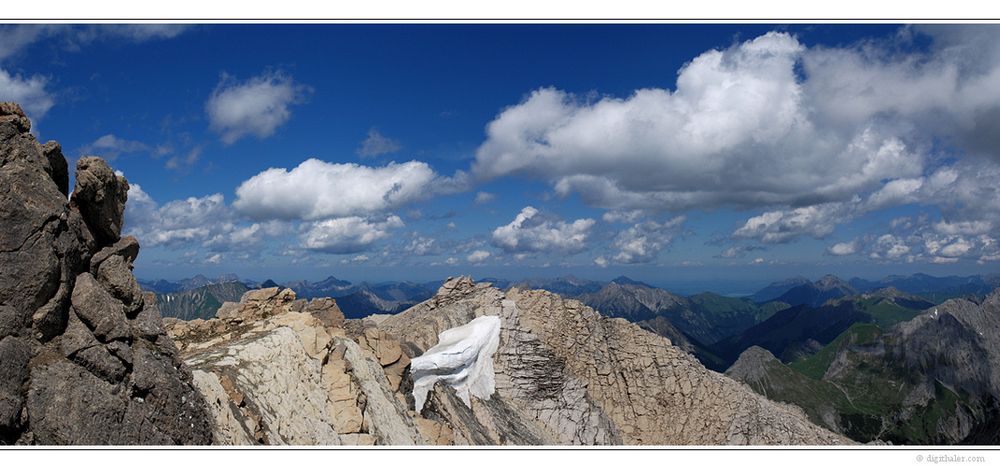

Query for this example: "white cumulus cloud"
[206,71,310,144]
[490,206,595,254]
[611,216,685,264]
[301,215,404,254]
[734,202,853,243]
[80,134,148,159]
[123,184,233,248]
[475,28,1000,257]
[827,240,860,256]
[474,32,926,213]
[234,159,443,221]
[474,191,496,204]
[0,68,53,121]
[406,235,439,256]
[467,250,491,264]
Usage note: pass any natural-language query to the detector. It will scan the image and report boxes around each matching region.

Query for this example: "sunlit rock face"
[410,315,502,412]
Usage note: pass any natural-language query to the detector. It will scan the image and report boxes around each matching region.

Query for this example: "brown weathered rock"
[71,156,128,247]
[0,102,30,133]
[302,297,345,328]
[133,293,167,339]
[170,290,421,445]
[71,273,130,342]
[323,350,365,434]
[95,254,144,314]
[90,235,140,269]
[72,343,127,382]
[0,103,78,335]
[415,416,455,445]
[57,312,99,358]
[0,102,212,445]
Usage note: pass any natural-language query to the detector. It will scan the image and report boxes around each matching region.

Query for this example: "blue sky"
[3,23,1000,291]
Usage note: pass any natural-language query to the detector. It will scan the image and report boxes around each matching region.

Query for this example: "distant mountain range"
[154,281,250,321]
[710,288,933,366]
[771,274,858,308]
[141,271,1000,347]
[510,275,606,296]
[727,291,1000,444]
[141,274,442,320]
[752,273,1000,305]
[496,272,1000,376]
[139,274,241,294]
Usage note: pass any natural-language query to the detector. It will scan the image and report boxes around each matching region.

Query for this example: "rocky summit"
[0,103,212,445]
[165,276,850,445]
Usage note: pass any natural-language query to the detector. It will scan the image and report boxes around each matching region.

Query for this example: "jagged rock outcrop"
[0,103,212,445]
[166,287,429,445]
[174,275,849,445]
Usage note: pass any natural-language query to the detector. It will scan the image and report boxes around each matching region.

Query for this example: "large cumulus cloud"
[233,158,463,221]
[473,28,1000,257]
[474,32,925,211]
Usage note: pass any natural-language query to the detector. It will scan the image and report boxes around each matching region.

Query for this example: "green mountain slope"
[154,281,249,320]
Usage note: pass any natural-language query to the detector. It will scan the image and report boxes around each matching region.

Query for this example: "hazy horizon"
[133,265,1000,297]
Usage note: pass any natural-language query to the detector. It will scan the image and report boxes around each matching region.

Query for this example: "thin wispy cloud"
[80,134,149,159]
[356,128,401,157]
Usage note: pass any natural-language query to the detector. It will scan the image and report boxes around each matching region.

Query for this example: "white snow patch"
[410,315,501,413]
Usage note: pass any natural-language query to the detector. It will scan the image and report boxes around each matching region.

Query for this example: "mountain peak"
[725,346,780,384]
[816,274,851,290]
[610,275,647,286]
